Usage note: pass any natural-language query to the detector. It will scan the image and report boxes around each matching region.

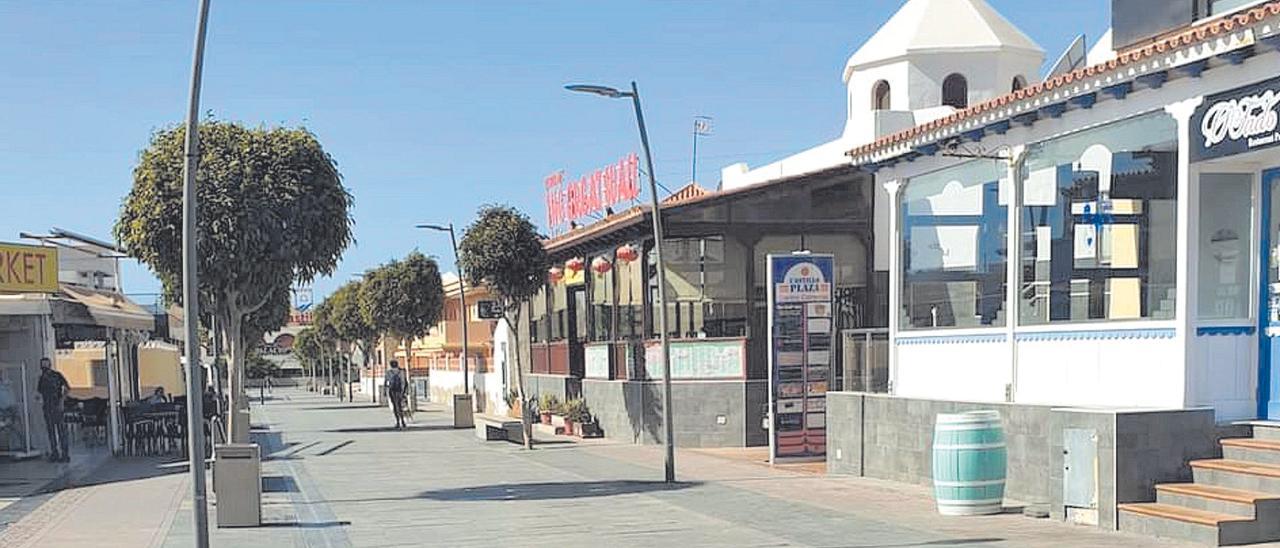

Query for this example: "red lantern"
[616,244,639,263]
[565,257,585,273]
[591,256,612,275]
[548,266,564,284]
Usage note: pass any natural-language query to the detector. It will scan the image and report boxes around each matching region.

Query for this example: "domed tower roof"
[844,0,1043,81]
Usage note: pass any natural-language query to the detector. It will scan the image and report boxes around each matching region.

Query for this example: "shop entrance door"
[1260,168,1280,420]
[566,286,587,380]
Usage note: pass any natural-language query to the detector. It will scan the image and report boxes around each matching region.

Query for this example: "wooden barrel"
[932,410,1006,516]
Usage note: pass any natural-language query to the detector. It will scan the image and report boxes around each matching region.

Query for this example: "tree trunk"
[504,310,533,450]
[225,312,248,444]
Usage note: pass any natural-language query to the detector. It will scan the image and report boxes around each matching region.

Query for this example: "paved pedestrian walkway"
[0,388,1220,547]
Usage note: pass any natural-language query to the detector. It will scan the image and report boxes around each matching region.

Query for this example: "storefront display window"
[1199,173,1253,321]
[588,252,615,342]
[550,281,567,341]
[649,236,749,339]
[1018,112,1178,325]
[900,160,1008,330]
[615,243,645,340]
[529,286,547,343]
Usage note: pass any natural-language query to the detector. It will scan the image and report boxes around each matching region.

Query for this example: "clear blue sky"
[0,1,1108,302]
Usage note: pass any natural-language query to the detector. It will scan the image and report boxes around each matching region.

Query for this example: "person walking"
[384,360,407,429]
[36,357,71,463]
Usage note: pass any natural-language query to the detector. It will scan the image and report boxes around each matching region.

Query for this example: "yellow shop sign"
[0,243,59,293]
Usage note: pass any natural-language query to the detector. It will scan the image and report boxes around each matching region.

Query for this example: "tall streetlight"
[565,81,675,483]
[416,224,471,398]
[180,0,212,545]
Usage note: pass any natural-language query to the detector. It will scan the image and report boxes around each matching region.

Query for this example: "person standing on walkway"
[36,357,71,463]
[385,360,407,429]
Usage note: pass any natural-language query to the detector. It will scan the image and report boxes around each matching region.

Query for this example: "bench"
[474,414,523,444]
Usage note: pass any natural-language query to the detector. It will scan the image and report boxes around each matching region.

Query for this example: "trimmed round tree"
[359,251,445,404]
[117,121,353,442]
[458,205,547,449]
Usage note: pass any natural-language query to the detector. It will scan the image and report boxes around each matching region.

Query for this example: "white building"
[721,0,1044,191]
[723,0,1280,540]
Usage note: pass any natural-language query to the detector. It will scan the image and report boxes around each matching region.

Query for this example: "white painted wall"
[1015,333,1184,408]
[1189,333,1258,420]
[895,334,1010,402]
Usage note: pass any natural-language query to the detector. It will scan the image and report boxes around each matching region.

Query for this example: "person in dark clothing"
[36,357,71,462]
[384,360,407,429]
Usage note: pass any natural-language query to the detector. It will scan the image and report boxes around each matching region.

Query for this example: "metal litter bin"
[453,393,475,428]
[214,443,261,527]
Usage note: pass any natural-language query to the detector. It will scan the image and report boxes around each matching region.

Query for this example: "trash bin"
[214,443,261,527]
[453,393,475,428]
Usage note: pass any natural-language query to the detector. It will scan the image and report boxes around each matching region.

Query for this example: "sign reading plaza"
[0,242,59,294]
[767,253,834,463]
[544,153,641,230]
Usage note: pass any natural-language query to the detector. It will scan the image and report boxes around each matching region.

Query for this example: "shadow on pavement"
[419,479,701,502]
[258,520,351,529]
[66,457,187,489]
[325,425,463,434]
[847,539,1005,547]
[303,404,385,411]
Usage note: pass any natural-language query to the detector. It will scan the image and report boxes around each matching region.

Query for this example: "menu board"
[768,253,834,462]
[644,339,745,380]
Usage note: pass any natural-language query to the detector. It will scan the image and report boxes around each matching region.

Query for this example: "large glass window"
[649,237,748,339]
[901,160,1008,330]
[1019,112,1178,325]
[615,243,645,340]
[588,251,615,342]
[529,286,548,343]
[549,281,568,341]
[1199,173,1253,321]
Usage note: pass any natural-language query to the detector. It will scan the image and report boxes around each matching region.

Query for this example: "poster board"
[767,253,833,463]
[643,339,745,380]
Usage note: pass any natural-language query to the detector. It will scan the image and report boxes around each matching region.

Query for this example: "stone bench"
[474,414,523,444]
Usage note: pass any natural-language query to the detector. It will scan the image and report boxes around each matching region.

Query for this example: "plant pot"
[540,411,552,425]
[563,419,576,436]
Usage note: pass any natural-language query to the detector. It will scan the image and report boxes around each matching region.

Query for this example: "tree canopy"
[116,120,353,441]
[359,251,445,344]
[458,205,547,449]
[457,205,547,309]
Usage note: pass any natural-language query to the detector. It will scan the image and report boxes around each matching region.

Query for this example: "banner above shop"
[544,153,640,231]
[0,242,58,294]
[1192,74,1280,162]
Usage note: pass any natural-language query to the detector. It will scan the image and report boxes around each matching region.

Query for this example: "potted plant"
[504,390,521,419]
[537,394,559,425]
[562,398,590,437]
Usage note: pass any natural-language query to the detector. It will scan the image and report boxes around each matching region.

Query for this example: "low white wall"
[1188,329,1257,421]
[896,333,1009,402]
[427,368,508,415]
[896,326,1191,410]
[1015,329,1183,409]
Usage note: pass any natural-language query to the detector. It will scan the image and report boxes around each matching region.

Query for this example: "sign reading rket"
[544,153,640,230]
[1192,75,1280,162]
[0,243,59,293]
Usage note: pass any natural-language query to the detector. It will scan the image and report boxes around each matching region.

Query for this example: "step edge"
[1191,459,1280,478]
[1221,438,1280,450]
[1155,483,1280,503]
[1118,503,1253,526]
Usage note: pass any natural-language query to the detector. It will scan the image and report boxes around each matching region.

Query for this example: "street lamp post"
[416,223,470,396]
[180,0,212,546]
[566,81,676,483]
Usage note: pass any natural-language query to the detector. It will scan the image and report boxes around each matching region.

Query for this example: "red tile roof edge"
[845,2,1280,161]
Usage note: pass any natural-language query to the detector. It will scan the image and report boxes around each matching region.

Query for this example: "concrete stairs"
[1119,425,1280,545]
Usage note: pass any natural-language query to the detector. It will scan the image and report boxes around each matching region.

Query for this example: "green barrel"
[932,410,1006,516]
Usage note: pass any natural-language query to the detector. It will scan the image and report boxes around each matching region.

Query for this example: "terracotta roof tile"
[846,1,1280,161]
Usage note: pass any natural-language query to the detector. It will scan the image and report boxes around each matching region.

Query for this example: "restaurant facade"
[521,158,879,448]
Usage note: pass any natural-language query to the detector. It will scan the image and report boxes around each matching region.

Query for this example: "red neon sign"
[545,153,640,228]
